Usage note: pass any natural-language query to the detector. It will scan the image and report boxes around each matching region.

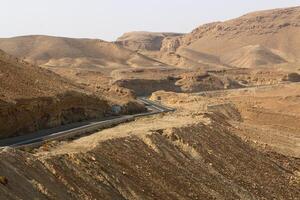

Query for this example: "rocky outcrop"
[116,32,183,51]
[160,22,220,53]
[160,36,183,52]
[120,100,147,115]
[114,73,243,96]
[113,78,182,96]
[0,91,110,139]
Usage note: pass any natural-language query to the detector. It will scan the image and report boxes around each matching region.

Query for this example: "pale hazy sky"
[1,0,299,41]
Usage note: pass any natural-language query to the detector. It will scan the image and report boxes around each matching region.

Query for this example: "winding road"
[0,98,174,148]
[0,81,297,149]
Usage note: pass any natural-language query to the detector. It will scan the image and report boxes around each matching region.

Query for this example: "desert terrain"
[1,82,299,199]
[0,49,145,139]
[0,6,299,200]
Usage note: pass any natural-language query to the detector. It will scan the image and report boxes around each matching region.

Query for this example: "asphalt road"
[0,82,297,149]
[0,98,174,148]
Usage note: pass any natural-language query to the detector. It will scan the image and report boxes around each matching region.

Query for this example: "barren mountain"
[0,5,299,200]
[0,49,111,139]
[0,35,162,70]
[128,6,300,70]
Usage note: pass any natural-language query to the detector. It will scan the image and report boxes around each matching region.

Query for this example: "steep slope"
[0,35,162,69]
[0,50,111,139]
[0,49,78,101]
[0,103,299,199]
[178,6,300,59]
[116,31,183,51]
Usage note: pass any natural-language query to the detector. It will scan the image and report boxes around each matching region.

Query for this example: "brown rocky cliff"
[0,91,110,139]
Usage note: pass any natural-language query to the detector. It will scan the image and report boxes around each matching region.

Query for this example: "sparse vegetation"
[0,176,8,186]
[287,73,300,82]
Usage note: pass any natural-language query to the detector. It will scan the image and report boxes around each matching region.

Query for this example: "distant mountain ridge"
[158,6,300,69]
[115,6,300,70]
[0,35,163,70]
[0,6,299,71]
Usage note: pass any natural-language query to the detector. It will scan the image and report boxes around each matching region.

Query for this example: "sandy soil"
[150,82,300,158]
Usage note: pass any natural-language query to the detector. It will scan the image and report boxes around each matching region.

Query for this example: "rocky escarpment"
[145,7,300,69]
[210,68,287,86]
[0,91,110,139]
[116,32,183,51]
[113,78,182,96]
[0,50,115,139]
[113,73,242,96]
[161,7,300,53]
[159,22,221,53]
[0,112,299,199]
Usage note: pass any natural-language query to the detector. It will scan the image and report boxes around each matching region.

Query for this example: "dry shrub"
[0,176,8,185]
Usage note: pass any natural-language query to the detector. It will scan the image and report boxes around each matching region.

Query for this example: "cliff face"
[116,32,183,51]
[0,92,110,139]
[113,73,242,96]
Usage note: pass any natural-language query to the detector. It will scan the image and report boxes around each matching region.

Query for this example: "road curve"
[0,98,174,149]
[0,82,297,149]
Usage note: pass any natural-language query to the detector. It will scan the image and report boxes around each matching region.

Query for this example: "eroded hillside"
[116,31,183,51]
[0,6,299,200]
[122,7,300,70]
[0,50,112,139]
[0,83,299,199]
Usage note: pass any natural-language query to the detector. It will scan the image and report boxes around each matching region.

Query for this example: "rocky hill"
[0,50,111,139]
[128,7,300,70]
